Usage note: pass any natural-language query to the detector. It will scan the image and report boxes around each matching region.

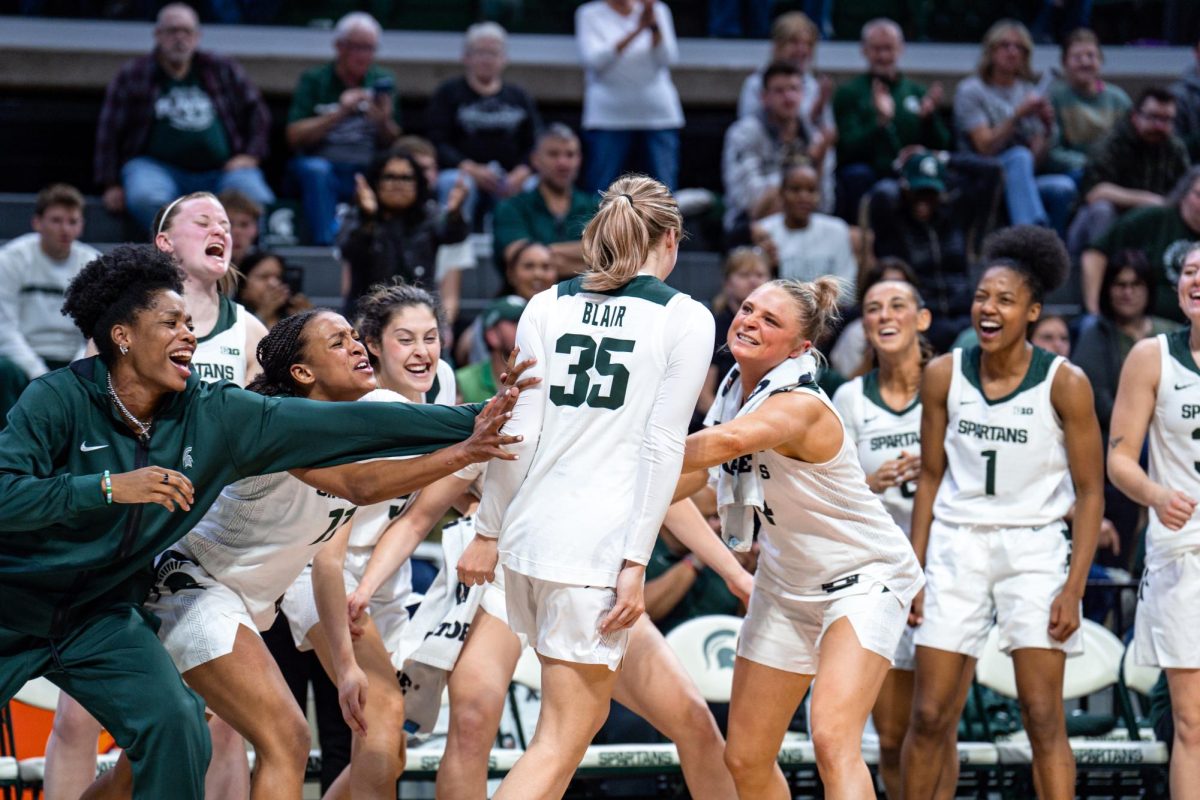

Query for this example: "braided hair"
[980,226,1069,305]
[61,244,185,364]
[246,309,324,396]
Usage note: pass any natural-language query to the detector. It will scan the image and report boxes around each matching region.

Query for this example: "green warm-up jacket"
[0,357,481,638]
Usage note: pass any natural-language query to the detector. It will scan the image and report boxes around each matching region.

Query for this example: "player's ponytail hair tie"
[620,193,634,204]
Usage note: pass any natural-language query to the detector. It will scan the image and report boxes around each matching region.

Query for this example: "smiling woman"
[0,244,518,799]
[901,226,1103,799]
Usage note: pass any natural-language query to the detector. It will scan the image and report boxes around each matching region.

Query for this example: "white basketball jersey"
[192,295,249,386]
[176,389,396,628]
[833,371,922,536]
[934,346,1073,528]
[480,275,714,587]
[1146,330,1200,569]
[749,383,924,604]
[348,363,457,550]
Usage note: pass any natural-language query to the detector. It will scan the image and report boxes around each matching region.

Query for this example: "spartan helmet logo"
[182,446,194,470]
[702,629,738,670]
[920,157,939,177]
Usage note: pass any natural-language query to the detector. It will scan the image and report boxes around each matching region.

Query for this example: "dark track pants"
[0,604,210,799]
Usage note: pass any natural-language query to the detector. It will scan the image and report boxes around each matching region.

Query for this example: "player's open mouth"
[878,326,899,339]
[978,319,1002,338]
[205,241,226,260]
[735,331,759,346]
[353,358,373,373]
[405,362,432,378]
[168,347,193,376]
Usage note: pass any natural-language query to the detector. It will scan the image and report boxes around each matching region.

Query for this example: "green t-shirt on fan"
[144,70,231,171]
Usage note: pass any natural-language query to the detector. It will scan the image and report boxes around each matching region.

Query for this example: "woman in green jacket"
[0,244,517,799]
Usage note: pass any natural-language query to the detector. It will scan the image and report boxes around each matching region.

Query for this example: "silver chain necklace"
[107,374,152,444]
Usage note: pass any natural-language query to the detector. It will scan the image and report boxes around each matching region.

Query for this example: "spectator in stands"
[1082,166,1200,322]
[1170,37,1200,161]
[954,20,1075,235]
[94,3,274,233]
[1067,88,1190,261]
[1029,314,1071,356]
[493,124,599,278]
[455,241,555,366]
[723,62,831,236]
[455,295,525,403]
[219,189,261,266]
[286,12,401,246]
[426,22,542,223]
[0,184,98,380]
[697,246,771,416]
[338,150,468,318]
[1046,29,1131,183]
[832,18,949,222]
[575,0,684,192]
[738,12,836,214]
[750,161,856,301]
[870,152,974,352]
[391,135,479,288]
[235,251,312,331]
[1075,249,1178,438]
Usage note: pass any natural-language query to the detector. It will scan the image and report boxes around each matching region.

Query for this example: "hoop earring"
[119,345,129,356]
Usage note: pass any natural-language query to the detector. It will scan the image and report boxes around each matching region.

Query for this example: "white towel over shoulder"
[398,516,484,736]
[703,354,818,551]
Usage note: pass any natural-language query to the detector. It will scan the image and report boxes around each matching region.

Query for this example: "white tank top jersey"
[933,346,1074,528]
[1146,330,1200,569]
[476,274,715,587]
[833,370,922,536]
[347,361,457,550]
[191,295,249,386]
[738,381,924,603]
[175,389,400,629]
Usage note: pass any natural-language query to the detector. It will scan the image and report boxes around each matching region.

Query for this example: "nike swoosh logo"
[863,416,878,424]
[961,399,978,405]
[1175,383,1197,391]
[79,442,109,452]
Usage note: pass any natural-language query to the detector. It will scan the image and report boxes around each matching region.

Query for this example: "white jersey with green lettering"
[1146,330,1200,569]
[476,274,714,587]
[933,346,1073,528]
[192,295,249,386]
[833,370,921,536]
[347,359,457,549]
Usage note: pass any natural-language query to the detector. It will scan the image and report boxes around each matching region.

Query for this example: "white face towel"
[398,515,485,737]
[703,353,819,551]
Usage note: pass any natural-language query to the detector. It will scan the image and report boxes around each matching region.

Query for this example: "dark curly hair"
[980,225,1069,305]
[246,308,325,397]
[61,244,185,364]
[353,280,444,367]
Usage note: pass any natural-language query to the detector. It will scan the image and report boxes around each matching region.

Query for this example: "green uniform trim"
[0,356,480,637]
[1166,327,1200,378]
[556,274,679,306]
[962,344,1056,405]
[862,368,920,416]
[196,293,236,344]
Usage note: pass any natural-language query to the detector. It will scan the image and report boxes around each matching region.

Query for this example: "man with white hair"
[832,17,949,218]
[426,22,542,222]
[94,2,274,232]
[286,12,402,245]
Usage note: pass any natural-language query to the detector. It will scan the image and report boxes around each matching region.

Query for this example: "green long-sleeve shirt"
[833,72,951,176]
[0,357,480,637]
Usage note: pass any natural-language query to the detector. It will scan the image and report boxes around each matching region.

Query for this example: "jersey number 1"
[981,449,997,496]
[549,334,635,410]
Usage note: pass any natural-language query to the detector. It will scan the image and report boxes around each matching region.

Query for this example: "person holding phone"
[286,12,403,245]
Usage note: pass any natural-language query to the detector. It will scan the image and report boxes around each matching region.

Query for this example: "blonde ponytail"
[580,174,682,292]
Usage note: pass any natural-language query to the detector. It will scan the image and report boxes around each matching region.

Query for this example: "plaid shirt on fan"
[93,49,272,187]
